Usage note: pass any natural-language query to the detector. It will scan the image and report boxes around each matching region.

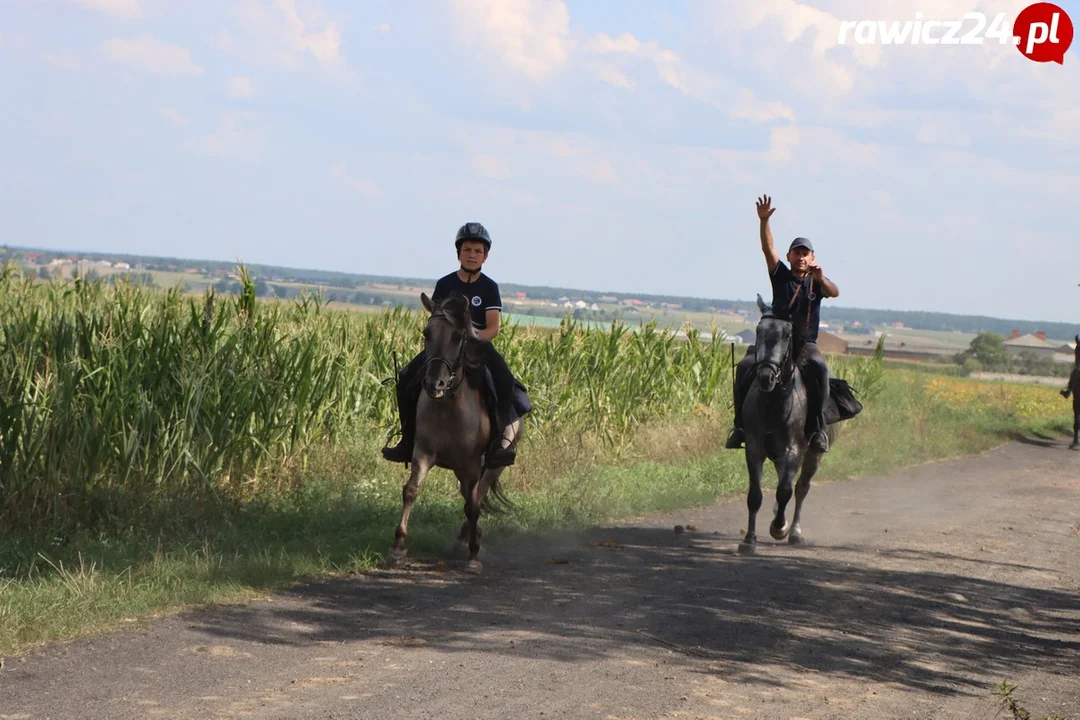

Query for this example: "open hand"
[756,195,776,221]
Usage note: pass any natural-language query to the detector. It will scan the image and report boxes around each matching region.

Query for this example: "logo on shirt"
[471,296,482,307]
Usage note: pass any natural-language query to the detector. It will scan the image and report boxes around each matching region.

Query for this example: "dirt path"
[3,438,1080,720]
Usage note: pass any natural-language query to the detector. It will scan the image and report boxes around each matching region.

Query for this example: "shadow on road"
[1007,430,1071,449]
[183,526,1080,698]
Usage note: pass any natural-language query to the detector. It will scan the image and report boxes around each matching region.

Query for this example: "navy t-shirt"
[432,272,502,329]
[770,261,823,342]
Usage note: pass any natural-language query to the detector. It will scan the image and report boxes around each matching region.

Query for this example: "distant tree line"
[5,244,1076,340]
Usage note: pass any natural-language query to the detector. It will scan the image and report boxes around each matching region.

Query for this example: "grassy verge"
[1,368,1071,657]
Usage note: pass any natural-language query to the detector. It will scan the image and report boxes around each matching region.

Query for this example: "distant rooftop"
[1004,334,1057,349]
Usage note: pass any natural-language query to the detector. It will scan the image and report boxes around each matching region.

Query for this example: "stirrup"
[486,442,516,468]
[381,439,412,463]
[809,430,829,452]
[725,427,745,449]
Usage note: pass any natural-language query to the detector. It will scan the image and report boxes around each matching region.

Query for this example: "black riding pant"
[732,341,830,435]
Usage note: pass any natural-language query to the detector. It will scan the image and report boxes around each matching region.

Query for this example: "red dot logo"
[1013,2,1074,64]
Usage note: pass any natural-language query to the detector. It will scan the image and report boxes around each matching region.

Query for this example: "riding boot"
[803,344,830,453]
[382,358,423,463]
[486,390,517,468]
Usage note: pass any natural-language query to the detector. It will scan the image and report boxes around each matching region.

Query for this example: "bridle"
[422,312,470,398]
[754,313,797,390]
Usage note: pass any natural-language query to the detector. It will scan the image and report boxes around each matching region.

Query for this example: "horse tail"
[480,472,515,515]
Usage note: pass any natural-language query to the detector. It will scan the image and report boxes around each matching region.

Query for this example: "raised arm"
[757,195,780,274]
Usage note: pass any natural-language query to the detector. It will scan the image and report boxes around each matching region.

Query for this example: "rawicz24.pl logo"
[836,2,1074,64]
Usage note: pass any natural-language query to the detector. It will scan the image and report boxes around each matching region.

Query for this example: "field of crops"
[4,265,832,534]
[5,263,1076,657]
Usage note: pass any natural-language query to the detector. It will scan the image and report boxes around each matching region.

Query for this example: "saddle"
[826,377,863,423]
[479,368,533,427]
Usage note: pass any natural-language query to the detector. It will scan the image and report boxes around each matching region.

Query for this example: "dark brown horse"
[386,292,523,574]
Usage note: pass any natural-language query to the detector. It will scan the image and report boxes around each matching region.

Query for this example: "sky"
[1,0,1078,323]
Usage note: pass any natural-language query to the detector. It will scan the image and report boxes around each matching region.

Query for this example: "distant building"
[1004,333,1058,359]
[816,331,848,355]
[734,329,756,345]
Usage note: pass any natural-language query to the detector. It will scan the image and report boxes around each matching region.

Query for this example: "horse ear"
[421,292,435,313]
[756,293,767,316]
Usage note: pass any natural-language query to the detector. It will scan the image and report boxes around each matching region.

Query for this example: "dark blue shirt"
[432,272,502,329]
[770,261,823,342]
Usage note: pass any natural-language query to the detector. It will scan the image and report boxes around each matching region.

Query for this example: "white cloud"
[330,165,382,199]
[229,0,343,70]
[915,122,971,147]
[227,76,256,100]
[472,154,512,179]
[158,107,188,128]
[186,114,267,158]
[582,32,743,114]
[68,0,141,17]
[376,23,391,33]
[587,64,634,89]
[105,34,203,76]
[42,53,80,71]
[450,0,572,82]
[731,87,796,123]
[767,125,801,163]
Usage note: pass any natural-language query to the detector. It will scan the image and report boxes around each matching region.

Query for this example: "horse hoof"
[1070,443,1079,451]
[737,542,757,556]
[446,539,470,559]
[788,533,805,546]
[385,548,408,568]
[770,524,789,541]
[465,559,483,575]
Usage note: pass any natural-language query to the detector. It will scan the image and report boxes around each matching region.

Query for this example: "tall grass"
[2,264,890,536]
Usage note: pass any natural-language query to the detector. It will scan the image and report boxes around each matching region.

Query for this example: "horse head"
[419,292,481,399]
[753,293,794,393]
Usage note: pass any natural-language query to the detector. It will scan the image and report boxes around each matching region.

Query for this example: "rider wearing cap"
[381,222,519,468]
[726,194,840,453]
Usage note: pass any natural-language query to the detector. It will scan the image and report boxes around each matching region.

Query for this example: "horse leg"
[387,455,433,568]
[456,466,486,574]
[739,449,765,555]
[1072,398,1079,449]
[770,450,798,541]
[789,449,822,545]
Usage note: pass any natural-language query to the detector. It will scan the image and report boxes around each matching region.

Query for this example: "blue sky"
[1,0,1078,322]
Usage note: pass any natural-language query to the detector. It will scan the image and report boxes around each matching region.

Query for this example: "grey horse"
[738,294,837,555]
[1061,334,1080,450]
[386,292,523,574]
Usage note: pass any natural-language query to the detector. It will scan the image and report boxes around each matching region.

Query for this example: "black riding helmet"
[455,222,492,252]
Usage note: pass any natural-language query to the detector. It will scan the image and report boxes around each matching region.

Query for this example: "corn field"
[0,264,882,532]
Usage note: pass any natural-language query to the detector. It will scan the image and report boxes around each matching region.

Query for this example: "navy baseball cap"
[789,237,814,253]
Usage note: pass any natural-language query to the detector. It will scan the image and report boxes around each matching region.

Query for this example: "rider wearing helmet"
[726,194,840,453]
[382,222,519,468]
